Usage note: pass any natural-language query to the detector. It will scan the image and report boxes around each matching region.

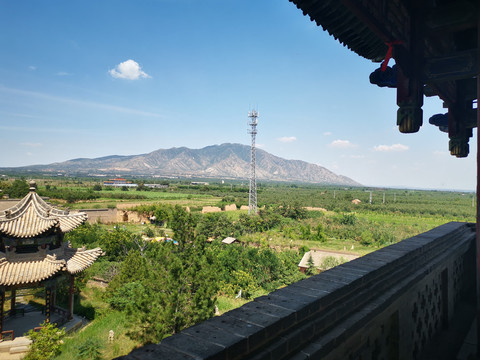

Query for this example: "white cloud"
[323,131,332,136]
[373,144,409,152]
[0,85,162,118]
[56,71,71,76]
[109,59,151,80]
[28,66,37,71]
[278,136,297,143]
[329,139,355,148]
[340,154,365,159]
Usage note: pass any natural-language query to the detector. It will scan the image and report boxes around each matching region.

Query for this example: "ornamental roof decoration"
[0,181,87,238]
[0,243,104,286]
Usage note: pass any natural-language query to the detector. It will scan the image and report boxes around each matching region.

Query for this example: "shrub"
[337,213,357,225]
[319,256,345,271]
[75,338,104,360]
[24,321,65,360]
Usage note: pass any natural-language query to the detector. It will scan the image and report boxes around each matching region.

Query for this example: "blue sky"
[0,0,476,190]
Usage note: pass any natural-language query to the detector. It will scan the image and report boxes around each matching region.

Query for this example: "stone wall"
[202,206,222,213]
[224,204,238,211]
[80,209,117,224]
[118,222,476,360]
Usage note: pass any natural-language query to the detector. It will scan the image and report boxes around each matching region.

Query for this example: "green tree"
[64,223,104,248]
[24,321,65,360]
[7,179,29,198]
[313,223,326,242]
[107,207,220,343]
[102,227,136,261]
[305,253,316,276]
[196,213,234,239]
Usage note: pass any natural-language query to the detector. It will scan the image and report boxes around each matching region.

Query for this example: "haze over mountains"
[1,143,360,186]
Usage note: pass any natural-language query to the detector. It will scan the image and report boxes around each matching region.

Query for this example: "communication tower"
[247,110,259,215]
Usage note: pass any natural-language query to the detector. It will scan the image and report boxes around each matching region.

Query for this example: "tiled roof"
[60,246,105,274]
[0,186,87,238]
[0,244,103,286]
[289,0,388,62]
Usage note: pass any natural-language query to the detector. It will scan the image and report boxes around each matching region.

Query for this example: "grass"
[56,311,139,360]
[56,284,140,360]
[215,296,250,315]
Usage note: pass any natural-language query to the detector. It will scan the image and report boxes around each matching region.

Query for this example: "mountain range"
[1,143,360,186]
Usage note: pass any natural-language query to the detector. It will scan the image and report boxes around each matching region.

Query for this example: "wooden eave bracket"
[423,49,478,82]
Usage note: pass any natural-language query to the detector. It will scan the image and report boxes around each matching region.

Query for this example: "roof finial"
[29,180,37,192]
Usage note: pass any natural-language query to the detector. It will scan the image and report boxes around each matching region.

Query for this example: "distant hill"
[0,143,361,186]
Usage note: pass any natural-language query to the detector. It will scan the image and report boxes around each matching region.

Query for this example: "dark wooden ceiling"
[290,0,479,157]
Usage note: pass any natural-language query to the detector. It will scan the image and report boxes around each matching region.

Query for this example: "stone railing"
[119,222,476,360]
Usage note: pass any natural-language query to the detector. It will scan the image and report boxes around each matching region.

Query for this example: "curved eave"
[57,213,88,233]
[63,247,104,274]
[289,0,387,62]
[0,200,59,238]
[0,191,87,238]
[0,246,104,286]
[0,254,65,286]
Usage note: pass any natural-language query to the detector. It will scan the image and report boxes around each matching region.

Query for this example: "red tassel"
[381,41,403,72]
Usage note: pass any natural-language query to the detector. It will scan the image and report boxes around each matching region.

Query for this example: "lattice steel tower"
[247,110,259,215]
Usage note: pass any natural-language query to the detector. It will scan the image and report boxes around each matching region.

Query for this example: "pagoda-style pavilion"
[0,181,103,339]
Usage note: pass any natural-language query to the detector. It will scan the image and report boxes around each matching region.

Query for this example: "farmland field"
[0,177,475,359]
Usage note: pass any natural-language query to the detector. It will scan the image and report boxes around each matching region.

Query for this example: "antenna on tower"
[247,109,259,215]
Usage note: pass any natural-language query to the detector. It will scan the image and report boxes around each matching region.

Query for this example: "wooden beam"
[424,49,478,82]
[426,1,477,32]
